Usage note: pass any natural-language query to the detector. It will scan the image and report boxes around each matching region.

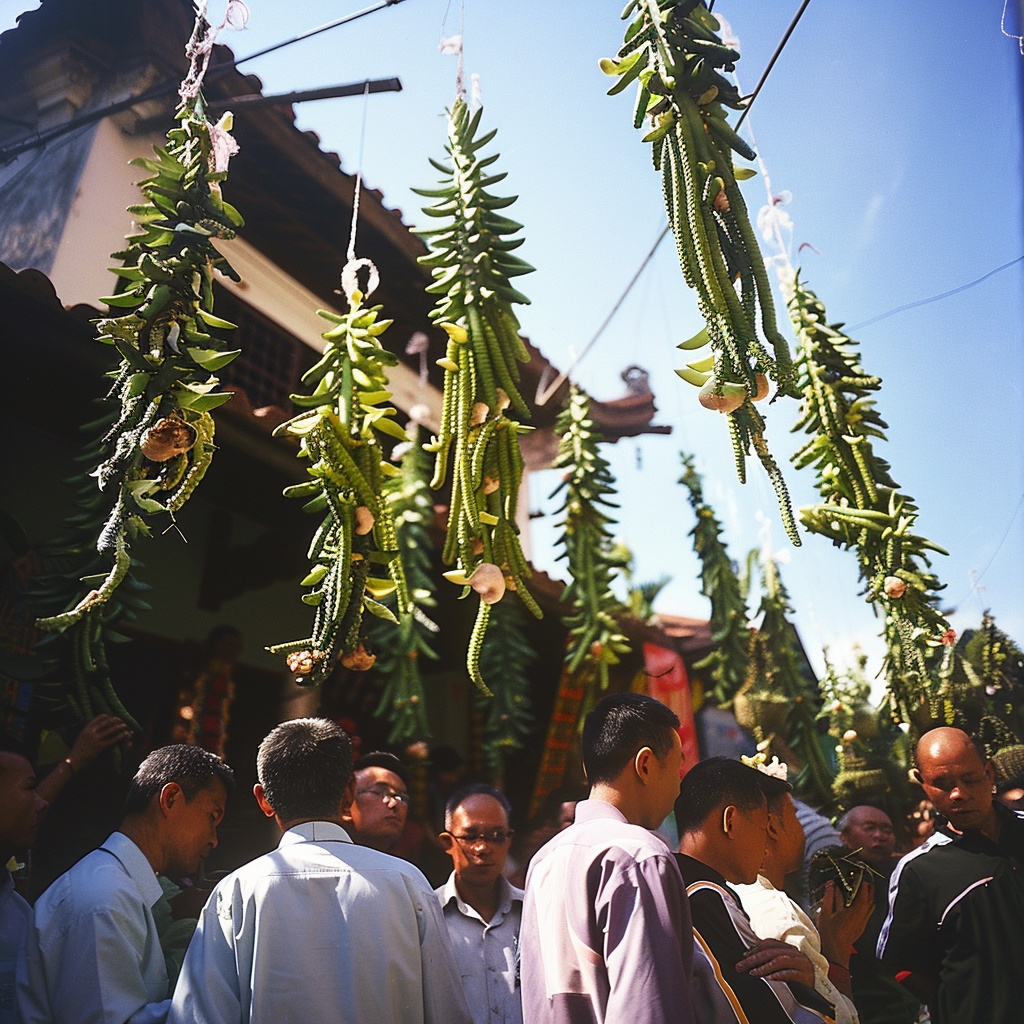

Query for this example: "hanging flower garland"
[267,275,411,685]
[602,0,799,543]
[414,96,540,693]
[549,386,631,692]
[678,452,750,706]
[788,276,953,724]
[34,6,247,725]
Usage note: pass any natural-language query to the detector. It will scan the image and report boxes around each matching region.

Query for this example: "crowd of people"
[1,694,1022,1023]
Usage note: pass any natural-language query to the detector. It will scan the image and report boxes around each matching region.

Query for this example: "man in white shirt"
[18,744,233,1024]
[436,784,523,1024]
[168,718,471,1024]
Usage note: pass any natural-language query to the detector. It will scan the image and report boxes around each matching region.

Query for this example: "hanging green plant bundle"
[370,427,439,743]
[34,100,245,724]
[742,556,833,805]
[477,596,536,772]
[678,453,750,706]
[788,276,952,723]
[549,386,631,691]
[603,0,799,543]
[267,287,411,686]
[414,97,541,693]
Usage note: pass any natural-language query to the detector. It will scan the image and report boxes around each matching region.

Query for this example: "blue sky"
[5,0,1022,686]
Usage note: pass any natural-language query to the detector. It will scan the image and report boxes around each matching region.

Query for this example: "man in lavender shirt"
[520,693,696,1024]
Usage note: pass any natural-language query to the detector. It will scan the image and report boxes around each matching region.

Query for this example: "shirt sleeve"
[876,862,939,980]
[18,887,170,1024]
[167,885,244,1024]
[413,878,474,1024]
[599,851,696,1024]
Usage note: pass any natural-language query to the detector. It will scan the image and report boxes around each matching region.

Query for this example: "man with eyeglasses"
[342,752,410,853]
[437,784,523,1024]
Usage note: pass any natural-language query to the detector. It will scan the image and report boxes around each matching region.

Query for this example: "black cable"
[0,0,409,164]
[736,0,813,130]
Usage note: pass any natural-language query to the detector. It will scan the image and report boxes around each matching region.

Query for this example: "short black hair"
[354,751,410,789]
[582,693,680,786]
[444,782,512,831]
[256,718,352,823]
[674,757,767,835]
[124,744,234,816]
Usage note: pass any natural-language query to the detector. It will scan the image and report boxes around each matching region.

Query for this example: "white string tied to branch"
[341,79,379,302]
[179,0,250,103]
[439,0,466,99]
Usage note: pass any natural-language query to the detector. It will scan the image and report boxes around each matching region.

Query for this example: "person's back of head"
[256,718,353,827]
[675,757,769,885]
[581,693,682,830]
[582,692,679,785]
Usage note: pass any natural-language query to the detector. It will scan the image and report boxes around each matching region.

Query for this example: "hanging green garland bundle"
[788,276,952,722]
[370,426,439,743]
[477,597,536,772]
[549,386,631,691]
[603,0,799,543]
[267,271,411,686]
[678,453,750,705]
[742,556,833,805]
[414,97,541,692]
[34,93,245,724]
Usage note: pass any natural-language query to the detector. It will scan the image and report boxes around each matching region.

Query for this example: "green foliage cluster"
[678,453,749,705]
[370,430,439,743]
[477,597,535,772]
[603,0,799,542]
[415,97,540,692]
[788,276,953,723]
[549,386,631,691]
[266,290,411,685]
[34,100,244,724]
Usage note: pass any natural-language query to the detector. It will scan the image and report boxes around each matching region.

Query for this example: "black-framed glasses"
[446,829,514,846]
[356,785,409,805]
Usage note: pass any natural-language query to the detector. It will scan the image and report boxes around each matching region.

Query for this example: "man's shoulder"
[35,841,134,915]
[225,838,435,895]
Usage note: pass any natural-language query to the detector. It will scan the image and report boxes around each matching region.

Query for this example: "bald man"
[877,727,1024,1024]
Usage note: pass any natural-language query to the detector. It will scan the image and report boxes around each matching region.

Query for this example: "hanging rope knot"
[341,258,379,303]
[179,0,250,103]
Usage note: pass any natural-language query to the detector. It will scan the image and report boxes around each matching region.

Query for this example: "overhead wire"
[847,255,1024,331]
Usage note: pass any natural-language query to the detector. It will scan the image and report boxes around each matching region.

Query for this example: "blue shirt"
[168,820,472,1024]
[435,871,523,1024]
[1,870,30,1024]
[18,832,170,1024]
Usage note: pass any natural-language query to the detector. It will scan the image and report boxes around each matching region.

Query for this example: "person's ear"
[722,804,737,837]
[634,746,654,781]
[984,761,996,787]
[766,811,781,839]
[910,768,923,785]
[340,776,357,815]
[158,782,184,816]
[439,832,455,855]
[253,783,276,820]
